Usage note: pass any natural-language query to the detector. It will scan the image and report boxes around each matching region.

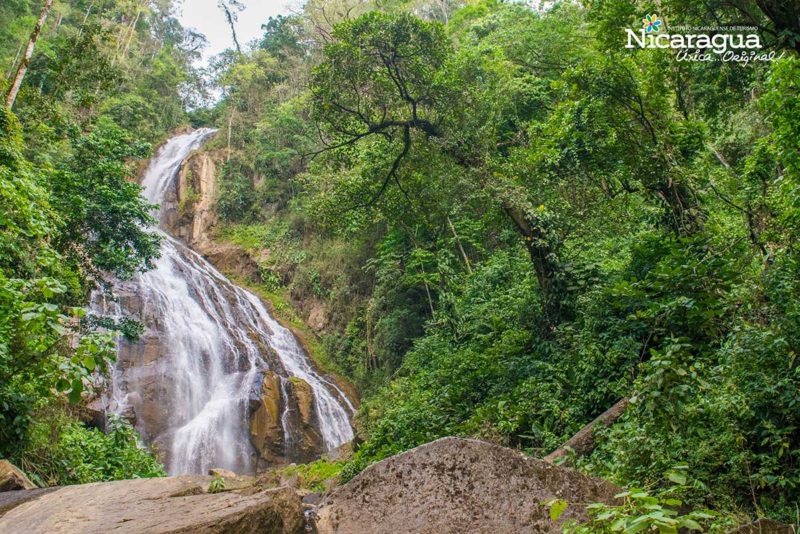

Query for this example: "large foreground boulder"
[0,475,304,534]
[313,437,620,534]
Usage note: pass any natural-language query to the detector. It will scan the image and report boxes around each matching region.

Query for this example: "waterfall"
[99,129,354,475]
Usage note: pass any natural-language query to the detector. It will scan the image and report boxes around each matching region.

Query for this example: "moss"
[217,223,274,251]
[178,184,199,215]
[280,458,344,493]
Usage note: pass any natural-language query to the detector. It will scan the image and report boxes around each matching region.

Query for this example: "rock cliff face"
[249,372,284,464]
[165,150,218,251]
[249,372,324,467]
[107,144,348,471]
[283,377,324,462]
[163,150,261,281]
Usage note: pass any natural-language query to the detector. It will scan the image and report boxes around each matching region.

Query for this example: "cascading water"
[98,129,354,475]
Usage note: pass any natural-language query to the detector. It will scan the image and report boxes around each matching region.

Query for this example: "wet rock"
[0,476,304,533]
[133,374,174,443]
[249,373,326,466]
[207,469,257,492]
[280,472,301,489]
[313,437,621,534]
[250,371,285,465]
[286,378,324,463]
[301,492,322,506]
[329,375,360,412]
[108,393,138,427]
[0,461,36,492]
[324,441,354,463]
[201,241,261,282]
[81,397,107,431]
[179,152,218,251]
[291,379,315,428]
[162,151,218,250]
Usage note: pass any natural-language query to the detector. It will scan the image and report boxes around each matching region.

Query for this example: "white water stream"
[102,129,354,475]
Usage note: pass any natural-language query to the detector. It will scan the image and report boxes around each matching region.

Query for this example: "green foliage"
[311,11,449,137]
[216,168,258,222]
[21,410,165,487]
[100,94,162,141]
[281,459,344,492]
[561,488,717,533]
[0,106,85,455]
[0,0,198,485]
[208,474,227,494]
[50,120,161,280]
[584,249,800,518]
[259,15,304,59]
[178,185,200,215]
[762,57,800,234]
[300,5,800,524]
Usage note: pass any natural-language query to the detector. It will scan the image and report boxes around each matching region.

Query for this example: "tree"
[217,0,244,54]
[260,15,304,59]
[310,11,570,325]
[5,0,53,109]
[540,55,705,235]
[0,107,111,456]
[50,120,161,280]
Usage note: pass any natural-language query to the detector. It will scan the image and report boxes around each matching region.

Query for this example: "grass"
[280,458,344,492]
[217,223,275,251]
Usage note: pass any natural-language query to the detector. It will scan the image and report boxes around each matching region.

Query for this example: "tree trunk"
[120,5,143,62]
[219,1,242,54]
[51,12,63,37]
[77,2,94,37]
[447,216,472,274]
[543,398,629,464]
[503,203,566,328]
[654,178,703,235]
[6,0,53,109]
[227,112,234,162]
[5,44,23,80]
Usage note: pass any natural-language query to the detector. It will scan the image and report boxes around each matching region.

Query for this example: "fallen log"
[544,397,629,464]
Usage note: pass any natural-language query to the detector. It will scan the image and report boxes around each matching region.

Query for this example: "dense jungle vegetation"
[2,0,799,529]
[0,0,199,484]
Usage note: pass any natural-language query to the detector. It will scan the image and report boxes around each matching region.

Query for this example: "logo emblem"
[642,14,663,33]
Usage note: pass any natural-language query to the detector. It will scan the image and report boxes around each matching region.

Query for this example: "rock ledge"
[0,475,304,534]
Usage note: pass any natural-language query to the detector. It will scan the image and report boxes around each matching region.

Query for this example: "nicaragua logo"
[641,14,662,33]
[625,13,782,63]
